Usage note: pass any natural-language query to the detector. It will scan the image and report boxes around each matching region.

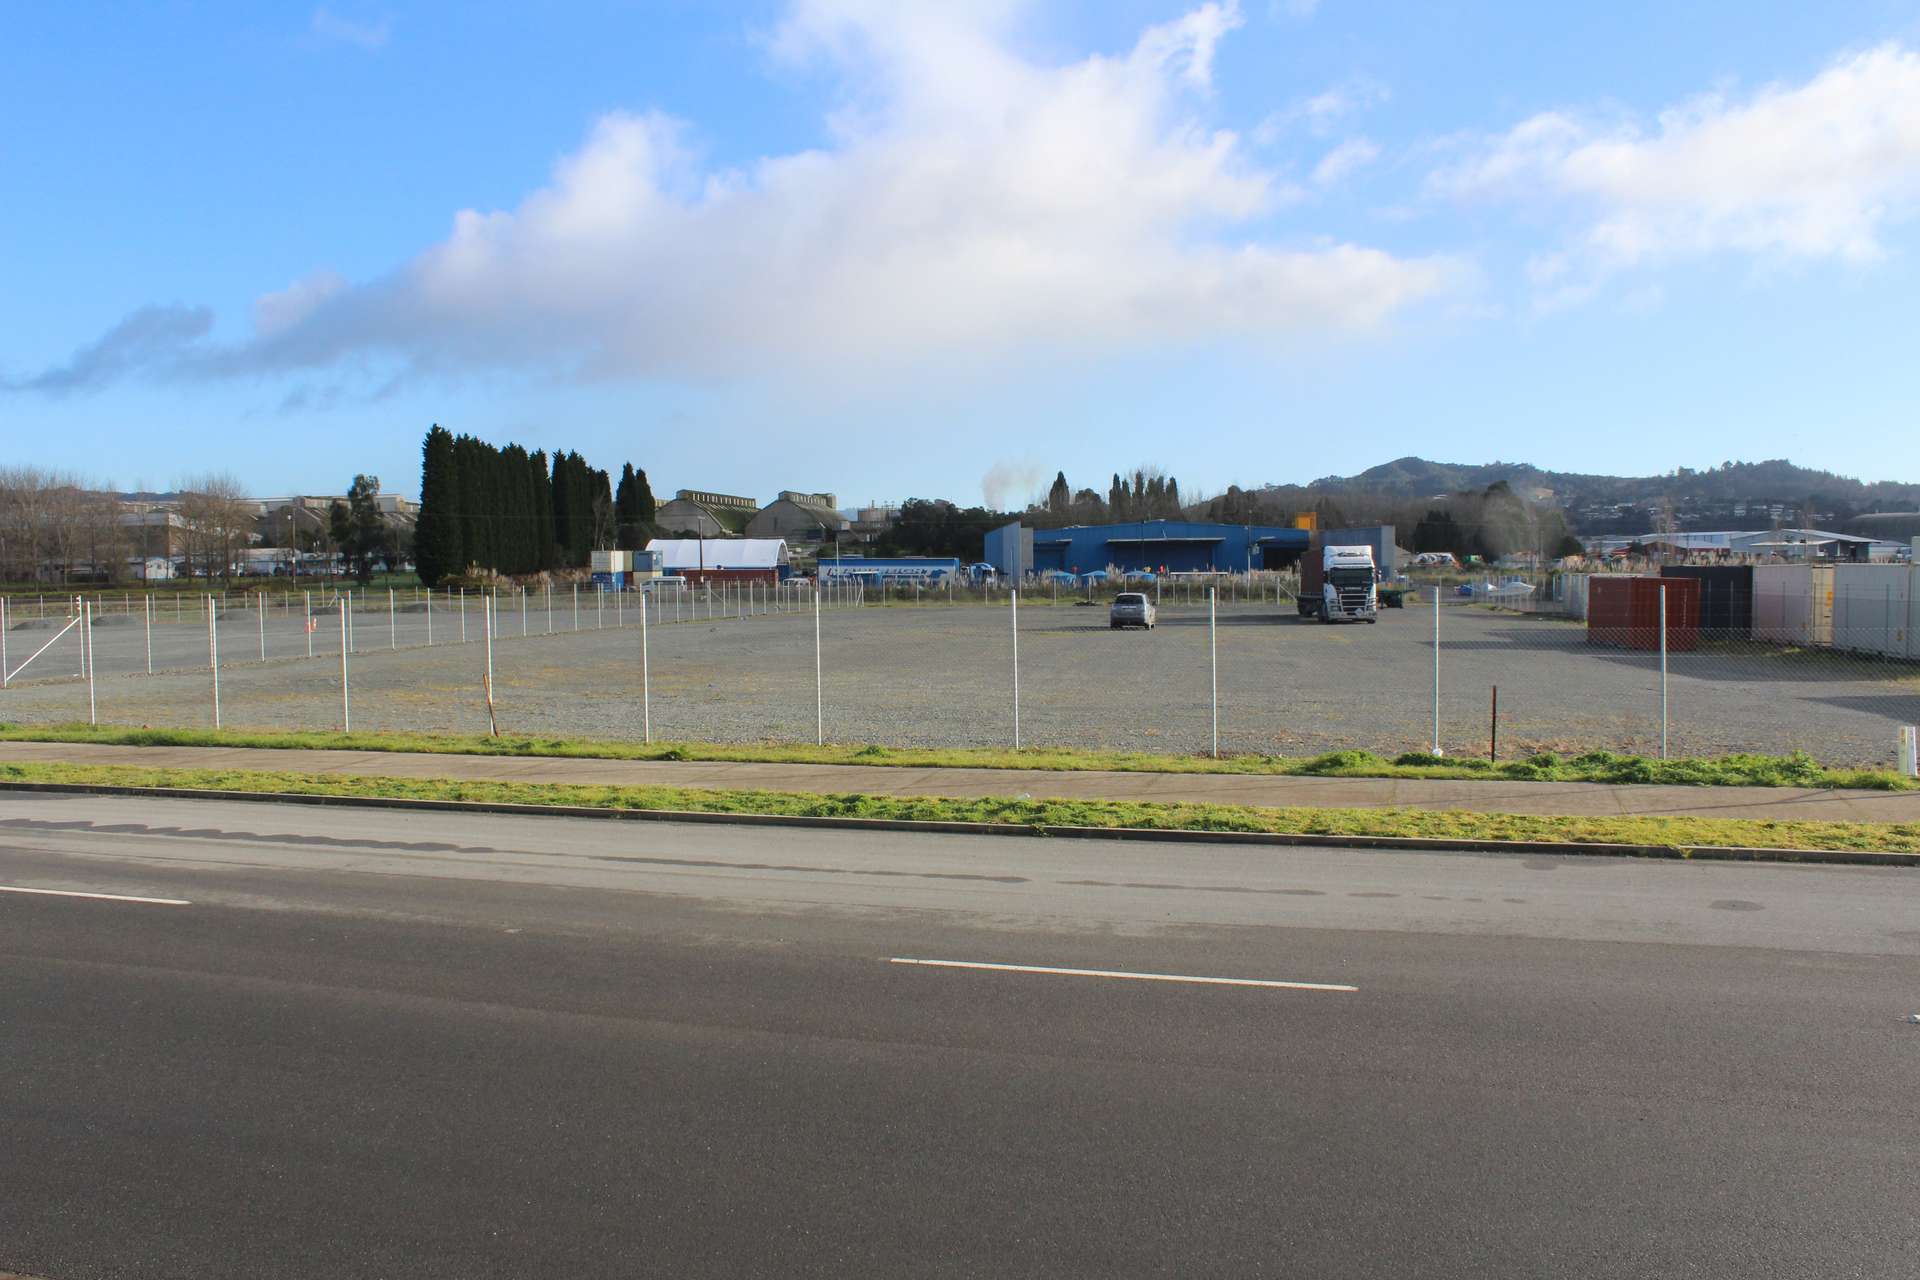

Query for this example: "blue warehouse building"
[984,520,1311,579]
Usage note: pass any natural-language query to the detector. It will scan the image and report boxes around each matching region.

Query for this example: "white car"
[1109,592,1157,629]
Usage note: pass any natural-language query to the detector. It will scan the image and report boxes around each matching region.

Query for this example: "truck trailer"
[1297,542,1379,623]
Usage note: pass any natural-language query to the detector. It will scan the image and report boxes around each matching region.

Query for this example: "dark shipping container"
[1659,565,1752,637]
[1588,575,1700,651]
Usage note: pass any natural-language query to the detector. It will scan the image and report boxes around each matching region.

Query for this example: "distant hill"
[1295,457,1920,535]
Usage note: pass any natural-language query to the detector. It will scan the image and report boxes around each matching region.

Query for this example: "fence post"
[390,587,397,649]
[426,588,433,645]
[597,586,604,630]
[208,595,221,730]
[2,595,9,688]
[483,593,497,736]
[522,586,528,637]
[1431,586,1442,756]
[84,599,96,725]
[144,593,152,674]
[573,584,580,632]
[339,599,351,733]
[1209,586,1218,758]
[306,591,314,658]
[257,590,266,661]
[1659,582,1670,760]
[814,585,824,746]
[1900,725,1918,779]
[641,590,652,744]
[1011,588,1021,750]
[460,588,468,643]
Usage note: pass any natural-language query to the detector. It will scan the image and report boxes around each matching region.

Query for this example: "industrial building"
[646,538,791,585]
[1590,529,1905,562]
[653,489,758,538]
[746,491,848,542]
[817,555,961,583]
[984,519,1312,579]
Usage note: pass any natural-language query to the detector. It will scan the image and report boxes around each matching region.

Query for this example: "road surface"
[1,793,1915,1278]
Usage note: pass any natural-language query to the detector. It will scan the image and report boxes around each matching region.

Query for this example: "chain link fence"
[3,569,1918,772]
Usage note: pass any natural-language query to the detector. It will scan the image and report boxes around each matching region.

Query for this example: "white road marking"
[0,885,191,906]
[888,957,1356,992]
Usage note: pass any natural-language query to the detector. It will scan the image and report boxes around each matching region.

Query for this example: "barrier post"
[339,599,351,733]
[1208,586,1218,758]
[483,593,497,737]
[1431,586,1442,756]
[84,599,96,725]
[208,595,221,730]
[1011,588,1021,750]
[1659,583,1670,760]
[640,590,652,744]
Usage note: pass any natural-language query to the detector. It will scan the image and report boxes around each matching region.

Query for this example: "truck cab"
[1297,543,1379,622]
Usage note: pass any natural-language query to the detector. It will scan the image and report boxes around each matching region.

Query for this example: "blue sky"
[5,1,1920,506]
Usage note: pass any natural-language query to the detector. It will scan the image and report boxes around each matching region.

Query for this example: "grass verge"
[0,722,1912,791]
[4,760,1917,853]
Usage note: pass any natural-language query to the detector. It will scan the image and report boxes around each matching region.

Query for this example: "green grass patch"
[2,760,1915,854]
[0,722,1912,792]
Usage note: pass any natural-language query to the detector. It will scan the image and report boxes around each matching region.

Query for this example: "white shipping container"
[590,550,633,573]
[1753,564,1827,646]
[1831,564,1914,658]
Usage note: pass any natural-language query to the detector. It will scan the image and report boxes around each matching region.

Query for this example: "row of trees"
[0,466,266,584]
[414,425,654,587]
[1036,468,1187,527]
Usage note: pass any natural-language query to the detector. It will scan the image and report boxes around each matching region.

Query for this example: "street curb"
[3,779,1915,867]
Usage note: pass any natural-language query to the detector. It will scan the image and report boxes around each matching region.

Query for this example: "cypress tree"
[529,450,556,571]
[1047,471,1070,516]
[615,463,640,551]
[414,424,463,588]
[589,465,614,552]
[633,467,655,525]
[551,451,573,566]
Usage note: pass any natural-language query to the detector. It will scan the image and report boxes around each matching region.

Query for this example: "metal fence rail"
[4,576,1918,773]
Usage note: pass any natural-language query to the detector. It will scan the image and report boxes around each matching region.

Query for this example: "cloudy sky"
[5,0,1920,505]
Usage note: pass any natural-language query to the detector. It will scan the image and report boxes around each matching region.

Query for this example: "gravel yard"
[6,593,1919,767]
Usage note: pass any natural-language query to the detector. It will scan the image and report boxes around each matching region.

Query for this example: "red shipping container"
[1587,576,1700,651]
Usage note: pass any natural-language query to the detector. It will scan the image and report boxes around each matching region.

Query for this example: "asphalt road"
[2,794,1916,1279]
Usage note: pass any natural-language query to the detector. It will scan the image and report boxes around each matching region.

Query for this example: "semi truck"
[1297,543,1379,623]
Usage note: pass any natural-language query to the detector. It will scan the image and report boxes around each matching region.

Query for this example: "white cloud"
[24,1,1454,395]
[1436,43,1920,291]
[310,7,391,50]
[1312,136,1379,185]
[1252,75,1389,145]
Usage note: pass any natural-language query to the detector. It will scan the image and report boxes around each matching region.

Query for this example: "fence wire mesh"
[3,569,1918,771]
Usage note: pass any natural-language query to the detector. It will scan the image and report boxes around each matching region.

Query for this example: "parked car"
[1109,592,1156,630]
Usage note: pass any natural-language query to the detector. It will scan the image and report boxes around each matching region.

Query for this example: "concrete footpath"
[3,740,1919,824]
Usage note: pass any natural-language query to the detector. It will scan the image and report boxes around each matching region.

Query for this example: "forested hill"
[1305,457,1920,515]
